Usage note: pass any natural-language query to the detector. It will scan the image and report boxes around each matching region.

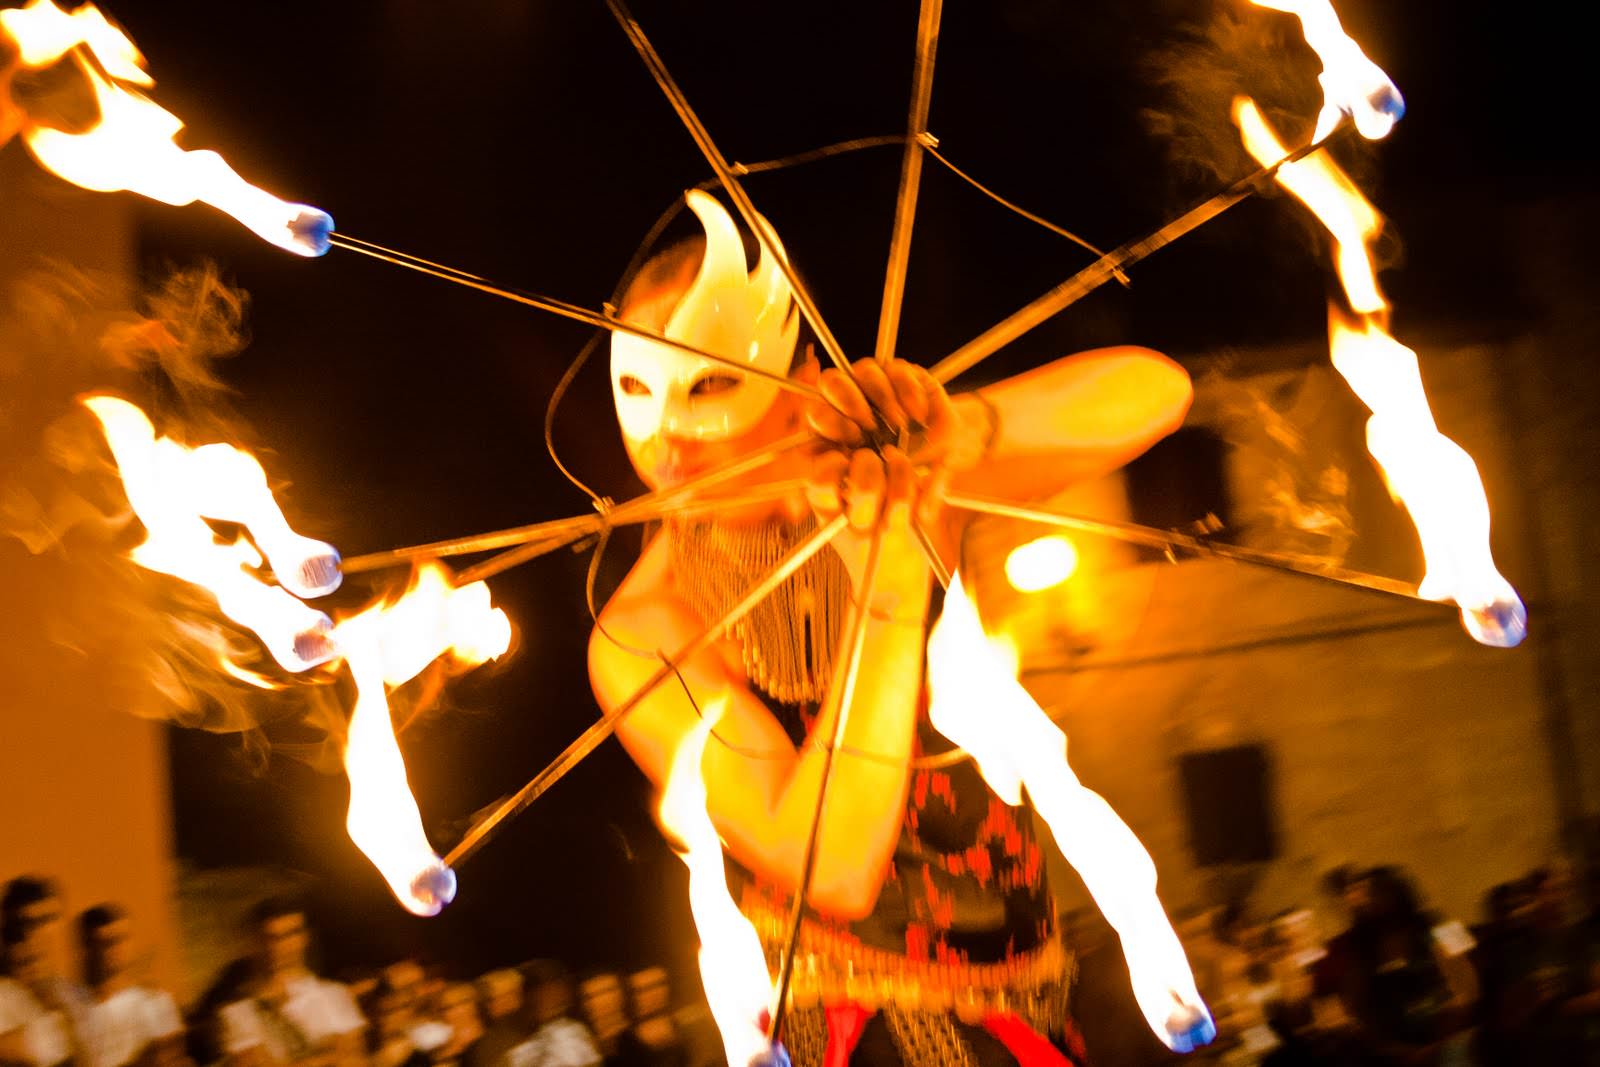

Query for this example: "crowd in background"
[1180,862,1600,1066]
[10,861,1600,1067]
[1,878,703,1067]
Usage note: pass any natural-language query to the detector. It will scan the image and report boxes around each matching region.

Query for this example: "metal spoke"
[945,490,1439,606]
[930,132,1344,384]
[607,0,854,375]
[328,234,821,401]
[768,519,887,1042]
[873,0,944,366]
[441,514,849,869]
[337,431,810,575]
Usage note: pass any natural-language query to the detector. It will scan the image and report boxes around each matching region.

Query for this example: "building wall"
[960,338,1562,928]
[0,143,182,994]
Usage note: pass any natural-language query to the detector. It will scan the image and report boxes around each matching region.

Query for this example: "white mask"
[611,189,799,443]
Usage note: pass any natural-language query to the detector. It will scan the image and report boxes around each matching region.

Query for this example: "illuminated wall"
[0,145,182,994]
[967,341,1558,929]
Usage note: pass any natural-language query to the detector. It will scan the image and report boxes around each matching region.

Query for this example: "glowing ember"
[1250,0,1404,141]
[333,564,511,917]
[658,697,777,1067]
[1004,536,1080,593]
[927,576,1214,1052]
[1235,99,1526,647]
[0,0,334,256]
[83,395,337,674]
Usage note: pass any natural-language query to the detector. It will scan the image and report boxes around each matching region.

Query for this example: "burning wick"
[0,0,337,258]
[1463,598,1527,650]
[83,395,343,673]
[289,209,336,258]
[408,862,459,915]
[338,566,510,915]
[1250,0,1406,141]
[287,616,338,672]
[180,442,344,600]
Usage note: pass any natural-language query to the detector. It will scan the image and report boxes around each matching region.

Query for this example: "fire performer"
[588,191,1204,1066]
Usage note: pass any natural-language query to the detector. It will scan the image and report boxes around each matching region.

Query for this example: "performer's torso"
[739,703,1056,967]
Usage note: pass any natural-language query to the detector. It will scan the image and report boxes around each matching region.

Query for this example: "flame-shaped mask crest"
[611,189,799,443]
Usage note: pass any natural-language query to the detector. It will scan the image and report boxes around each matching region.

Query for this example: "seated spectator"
[364,964,430,1067]
[0,876,75,1067]
[429,983,481,1067]
[1325,866,1476,1066]
[519,961,599,1067]
[463,970,530,1067]
[72,904,189,1067]
[574,972,627,1063]
[1479,862,1600,1065]
[215,898,366,1067]
[620,968,686,1067]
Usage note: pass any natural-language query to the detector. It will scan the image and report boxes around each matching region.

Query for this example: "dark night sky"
[68,0,1593,977]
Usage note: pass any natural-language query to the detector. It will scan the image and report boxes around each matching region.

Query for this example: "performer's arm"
[589,509,928,920]
[812,347,1192,510]
[950,345,1193,501]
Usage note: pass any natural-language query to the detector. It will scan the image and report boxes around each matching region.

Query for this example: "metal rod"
[914,519,952,589]
[944,491,1435,605]
[872,0,943,366]
[454,477,812,586]
[607,0,854,376]
[930,132,1340,385]
[340,512,602,576]
[768,520,887,1042]
[338,431,810,575]
[441,514,849,869]
[327,234,822,402]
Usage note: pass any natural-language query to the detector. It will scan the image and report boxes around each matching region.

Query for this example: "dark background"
[75,0,1592,980]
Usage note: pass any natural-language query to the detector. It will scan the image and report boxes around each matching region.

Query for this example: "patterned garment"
[737,707,1083,1067]
[744,709,1055,968]
[669,518,1080,1064]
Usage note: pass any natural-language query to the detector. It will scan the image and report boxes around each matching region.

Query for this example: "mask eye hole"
[690,373,742,398]
[618,374,652,397]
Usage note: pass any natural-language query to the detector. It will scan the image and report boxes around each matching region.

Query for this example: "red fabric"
[814,1003,1086,1067]
[821,1002,873,1067]
[982,1011,1083,1067]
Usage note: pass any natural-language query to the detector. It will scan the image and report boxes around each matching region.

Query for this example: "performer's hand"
[806,357,961,468]
[806,444,921,535]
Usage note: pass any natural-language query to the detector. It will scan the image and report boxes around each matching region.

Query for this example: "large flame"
[83,395,338,674]
[1235,99,1526,647]
[658,697,777,1067]
[1249,0,1404,141]
[85,395,513,912]
[0,0,333,256]
[927,576,1214,1053]
[334,564,510,917]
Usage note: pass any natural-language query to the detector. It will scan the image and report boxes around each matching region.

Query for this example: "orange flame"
[927,576,1214,1052]
[658,696,775,1067]
[82,395,338,674]
[1250,0,1404,141]
[334,564,510,916]
[0,0,333,256]
[1234,99,1526,646]
[85,395,514,912]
